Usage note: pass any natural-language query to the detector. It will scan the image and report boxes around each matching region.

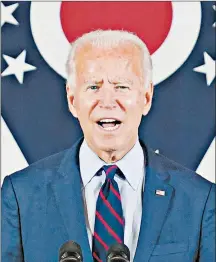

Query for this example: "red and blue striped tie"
[92,165,125,262]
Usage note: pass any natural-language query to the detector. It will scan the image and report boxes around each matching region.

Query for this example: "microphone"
[107,243,130,262]
[59,241,83,262]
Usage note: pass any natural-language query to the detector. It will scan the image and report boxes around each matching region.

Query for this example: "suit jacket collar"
[52,137,93,261]
[53,137,174,262]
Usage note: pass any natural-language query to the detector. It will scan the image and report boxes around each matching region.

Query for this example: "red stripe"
[106,165,117,175]
[99,191,124,225]
[94,232,109,251]
[109,182,121,200]
[96,211,122,243]
[93,252,102,262]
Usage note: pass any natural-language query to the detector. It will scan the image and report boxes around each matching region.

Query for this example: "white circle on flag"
[30,2,201,86]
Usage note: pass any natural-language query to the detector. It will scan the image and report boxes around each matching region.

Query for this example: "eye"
[87,85,99,91]
[115,86,130,90]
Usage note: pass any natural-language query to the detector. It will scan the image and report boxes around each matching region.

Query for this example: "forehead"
[75,41,143,78]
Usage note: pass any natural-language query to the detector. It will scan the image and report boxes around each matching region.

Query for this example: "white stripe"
[196,138,215,183]
[1,117,28,186]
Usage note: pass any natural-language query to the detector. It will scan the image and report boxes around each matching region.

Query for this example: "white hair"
[66,29,152,90]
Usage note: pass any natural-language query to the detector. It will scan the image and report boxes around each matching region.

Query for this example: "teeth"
[102,124,120,131]
[100,119,116,123]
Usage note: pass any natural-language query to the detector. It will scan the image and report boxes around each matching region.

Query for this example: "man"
[2,30,215,262]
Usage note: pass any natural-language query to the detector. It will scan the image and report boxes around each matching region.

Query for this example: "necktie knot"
[102,165,118,180]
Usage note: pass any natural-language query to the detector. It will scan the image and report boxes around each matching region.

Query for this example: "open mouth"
[97,118,122,131]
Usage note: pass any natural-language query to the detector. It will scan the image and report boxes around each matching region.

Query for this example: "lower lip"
[96,123,122,133]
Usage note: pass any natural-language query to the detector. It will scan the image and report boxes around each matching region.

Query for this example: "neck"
[87,138,137,164]
[99,150,130,163]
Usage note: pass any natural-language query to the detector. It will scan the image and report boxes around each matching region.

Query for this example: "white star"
[213,5,216,28]
[1,50,36,84]
[193,52,216,86]
[1,2,19,27]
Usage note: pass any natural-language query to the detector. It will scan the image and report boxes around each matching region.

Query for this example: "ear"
[143,82,154,116]
[66,84,78,118]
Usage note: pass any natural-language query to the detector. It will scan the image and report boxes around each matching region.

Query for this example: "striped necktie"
[92,165,125,262]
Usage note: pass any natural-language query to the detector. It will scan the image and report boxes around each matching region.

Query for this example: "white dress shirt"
[79,139,145,261]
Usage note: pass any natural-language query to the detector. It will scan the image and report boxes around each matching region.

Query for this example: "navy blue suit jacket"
[1,138,215,262]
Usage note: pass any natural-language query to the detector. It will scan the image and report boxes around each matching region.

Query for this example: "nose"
[98,86,117,109]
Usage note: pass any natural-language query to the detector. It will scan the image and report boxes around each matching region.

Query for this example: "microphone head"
[59,241,83,262]
[107,243,130,262]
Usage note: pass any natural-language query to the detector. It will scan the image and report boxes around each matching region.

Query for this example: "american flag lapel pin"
[156,189,166,196]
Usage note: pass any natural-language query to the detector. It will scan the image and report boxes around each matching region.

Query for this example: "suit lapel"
[134,144,174,262]
[51,138,93,262]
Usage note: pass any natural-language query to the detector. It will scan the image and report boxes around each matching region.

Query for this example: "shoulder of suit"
[4,148,71,188]
[153,150,214,196]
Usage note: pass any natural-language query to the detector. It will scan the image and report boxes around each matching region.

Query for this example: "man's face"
[67,42,153,158]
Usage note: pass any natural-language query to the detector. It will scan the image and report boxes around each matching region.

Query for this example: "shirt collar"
[79,138,144,191]
[115,139,144,190]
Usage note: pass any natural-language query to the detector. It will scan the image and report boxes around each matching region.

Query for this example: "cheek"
[123,92,144,110]
[75,95,97,118]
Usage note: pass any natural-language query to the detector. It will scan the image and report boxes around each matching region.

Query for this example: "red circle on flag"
[60,2,172,54]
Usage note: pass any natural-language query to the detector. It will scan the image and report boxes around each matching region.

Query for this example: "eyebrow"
[83,79,104,84]
[83,78,133,85]
[108,78,133,85]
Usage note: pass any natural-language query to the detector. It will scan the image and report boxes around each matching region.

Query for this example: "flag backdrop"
[1,1,215,184]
